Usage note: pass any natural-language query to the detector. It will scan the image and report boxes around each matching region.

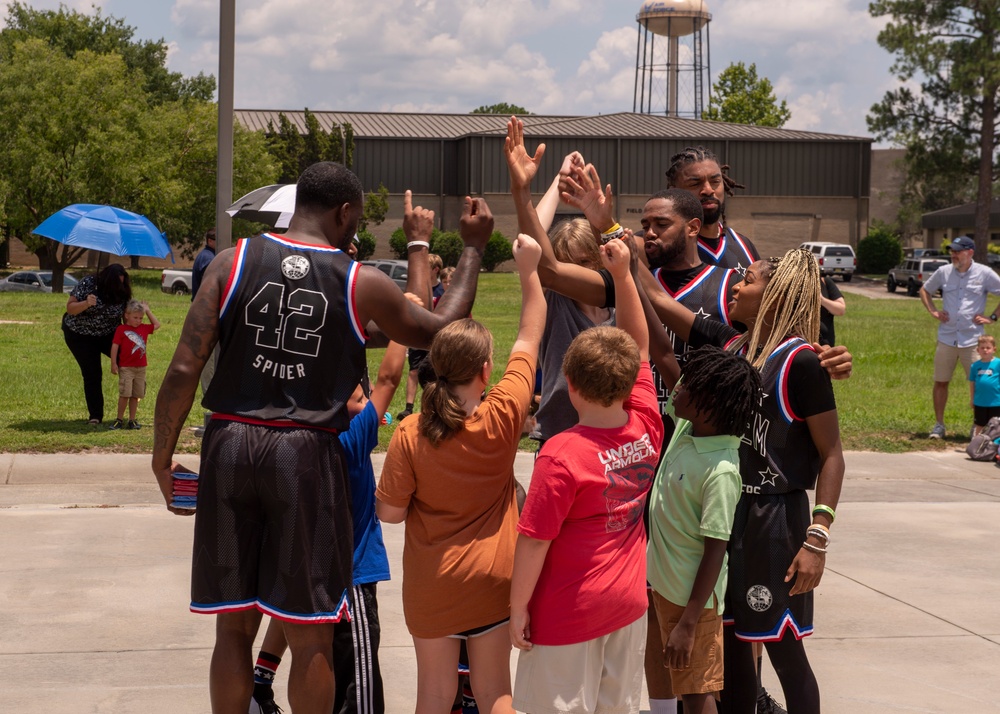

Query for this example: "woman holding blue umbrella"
[62,263,132,424]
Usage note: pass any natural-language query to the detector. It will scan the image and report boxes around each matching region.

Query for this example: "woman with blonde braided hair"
[640,246,847,713]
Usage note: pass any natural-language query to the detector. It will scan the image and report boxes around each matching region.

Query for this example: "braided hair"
[731,249,821,370]
[664,146,746,196]
[679,345,762,437]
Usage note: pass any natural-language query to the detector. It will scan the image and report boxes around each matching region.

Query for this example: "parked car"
[160,268,193,295]
[0,271,79,293]
[361,259,408,290]
[799,242,856,281]
[887,257,948,296]
[903,247,945,259]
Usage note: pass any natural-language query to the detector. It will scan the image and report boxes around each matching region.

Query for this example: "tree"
[265,111,355,184]
[0,40,275,289]
[868,1,1000,261]
[359,183,389,234]
[471,103,530,115]
[0,2,214,104]
[703,62,791,127]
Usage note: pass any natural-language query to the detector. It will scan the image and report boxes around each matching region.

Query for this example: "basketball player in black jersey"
[152,162,493,714]
[665,147,760,276]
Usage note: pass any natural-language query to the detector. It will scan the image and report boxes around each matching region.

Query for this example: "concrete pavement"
[1,449,998,713]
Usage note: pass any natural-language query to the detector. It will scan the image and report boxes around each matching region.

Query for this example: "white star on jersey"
[758,466,780,487]
[693,307,710,320]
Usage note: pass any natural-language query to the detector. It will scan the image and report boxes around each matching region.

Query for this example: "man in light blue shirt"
[920,235,1000,439]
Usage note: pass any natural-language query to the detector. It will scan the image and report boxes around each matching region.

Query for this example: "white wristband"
[407,241,430,249]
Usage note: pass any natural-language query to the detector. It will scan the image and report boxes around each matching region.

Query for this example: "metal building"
[236,110,872,259]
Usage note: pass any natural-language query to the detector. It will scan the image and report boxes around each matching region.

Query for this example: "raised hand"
[560,163,615,233]
[459,196,494,252]
[559,151,585,178]
[600,236,631,280]
[504,117,545,191]
[512,233,542,273]
[402,189,434,244]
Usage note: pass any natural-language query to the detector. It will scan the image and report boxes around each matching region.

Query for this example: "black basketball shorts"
[190,419,354,622]
[723,490,814,642]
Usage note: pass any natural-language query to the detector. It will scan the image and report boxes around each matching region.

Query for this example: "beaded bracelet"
[802,541,828,555]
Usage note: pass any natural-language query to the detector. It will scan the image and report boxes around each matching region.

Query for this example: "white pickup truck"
[160,268,193,295]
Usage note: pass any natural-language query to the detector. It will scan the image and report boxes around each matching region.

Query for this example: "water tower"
[633,0,712,118]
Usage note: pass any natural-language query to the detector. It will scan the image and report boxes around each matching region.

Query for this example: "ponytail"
[417,319,493,446]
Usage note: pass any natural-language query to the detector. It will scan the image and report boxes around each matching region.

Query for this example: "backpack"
[966,416,1000,461]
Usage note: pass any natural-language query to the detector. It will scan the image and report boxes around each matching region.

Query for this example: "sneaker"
[108,419,124,430]
[127,420,141,430]
[248,692,283,714]
[929,423,946,439]
[757,687,788,714]
[396,408,413,421]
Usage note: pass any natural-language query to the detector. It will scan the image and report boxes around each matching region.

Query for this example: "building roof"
[234,109,869,143]
[922,198,1000,230]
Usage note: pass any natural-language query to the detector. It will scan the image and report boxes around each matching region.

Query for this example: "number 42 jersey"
[204,232,368,432]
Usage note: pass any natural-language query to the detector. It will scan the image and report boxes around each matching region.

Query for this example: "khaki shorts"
[118,366,146,399]
[651,592,724,696]
[513,615,645,714]
[933,342,977,383]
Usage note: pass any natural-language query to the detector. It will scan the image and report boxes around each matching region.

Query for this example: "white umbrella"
[226,184,296,229]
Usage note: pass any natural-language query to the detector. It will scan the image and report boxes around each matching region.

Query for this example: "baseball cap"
[950,236,975,251]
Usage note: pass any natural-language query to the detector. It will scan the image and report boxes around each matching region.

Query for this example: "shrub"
[389,228,408,259]
[355,230,376,261]
[431,230,463,267]
[857,224,903,274]
[482,231,513,272]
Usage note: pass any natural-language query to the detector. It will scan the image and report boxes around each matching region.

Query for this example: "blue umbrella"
[31,204,172,260]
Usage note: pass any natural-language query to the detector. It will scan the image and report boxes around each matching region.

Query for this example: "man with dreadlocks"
[641,247,846,714]
[646,344,763,714]
[665,147,760,275]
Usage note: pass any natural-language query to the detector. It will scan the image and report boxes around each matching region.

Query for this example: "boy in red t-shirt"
[109,300,160,430]
[510,238,663,714]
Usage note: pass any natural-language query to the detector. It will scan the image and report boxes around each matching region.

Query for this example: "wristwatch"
[992,314,998,322]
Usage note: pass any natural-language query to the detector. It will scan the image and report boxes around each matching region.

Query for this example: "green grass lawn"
[0,270,989,453]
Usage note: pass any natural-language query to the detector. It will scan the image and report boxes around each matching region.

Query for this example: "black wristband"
[992,313,998,322]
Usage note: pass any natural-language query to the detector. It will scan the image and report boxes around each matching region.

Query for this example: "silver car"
[0,271,79,293]
[361,260,408,290]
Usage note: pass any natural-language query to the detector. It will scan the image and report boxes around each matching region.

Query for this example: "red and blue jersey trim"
[660,263,716,300]
[210,413,339,434]
[727,227,758,264]
[261,232,343,254]
[219,238,249,318]
[729,608,813,643]
[346,261,367,345]
[717,268,738,326]
[191,592,352,624]
[770,338,815,423]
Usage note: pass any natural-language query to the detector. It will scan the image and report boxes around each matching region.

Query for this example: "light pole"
[215,0,235,252]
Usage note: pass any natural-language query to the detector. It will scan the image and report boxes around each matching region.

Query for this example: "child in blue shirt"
[969,335,1000,436]
[250,339,407,714]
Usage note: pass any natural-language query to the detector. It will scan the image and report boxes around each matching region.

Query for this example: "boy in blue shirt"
[969,335,1000,436]
[250,339,407,714]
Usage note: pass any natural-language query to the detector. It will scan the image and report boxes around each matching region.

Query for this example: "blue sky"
[3,0,898,140]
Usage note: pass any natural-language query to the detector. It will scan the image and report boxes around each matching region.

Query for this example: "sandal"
[87,418,101,425]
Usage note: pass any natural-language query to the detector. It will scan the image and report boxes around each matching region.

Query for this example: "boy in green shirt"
[646,345,762,714]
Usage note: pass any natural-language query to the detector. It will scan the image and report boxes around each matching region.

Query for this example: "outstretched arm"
[402,189,433,310]
[356,196,490,348]
[504,117,608,307]
[534,150,585,233]
[600,237,647,358]
[509,233,546,362]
